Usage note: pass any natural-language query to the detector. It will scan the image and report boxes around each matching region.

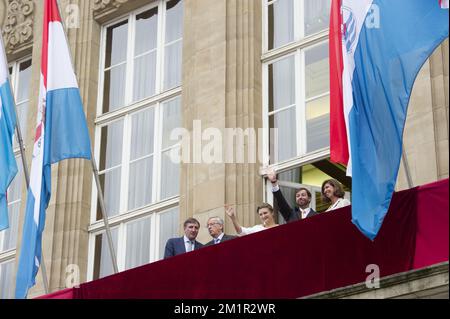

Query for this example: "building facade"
[0,0,448,298]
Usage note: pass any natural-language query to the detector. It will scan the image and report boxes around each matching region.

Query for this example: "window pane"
[306,95,330,152]
[0,260,15,299]
[128,156,153,210]
[105,20,128,68]
[135,8,158,56]
[269,55,295,113]
[159,207,179,260]
[133,52,157,102]
[161,149,180,199]
[125,217,151,270]
[93,228,118,279]
[164,40,182,90]
[305,43,329,99]
[17,60,32,103]
[130,108,155,160]
[166,0,183,43]
[304,0,331,37]
[269,107,296,163]
[268,0,294,50]
[98,168,122,219]
[162,97,181,149]
[103,64,127,113]
[99,120,124,171]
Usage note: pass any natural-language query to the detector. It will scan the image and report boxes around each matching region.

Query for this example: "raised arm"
[267,168,293,222]
[225,204,242,235]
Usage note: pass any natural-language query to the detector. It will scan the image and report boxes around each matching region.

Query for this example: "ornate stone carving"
[93,0,129,20]
[2,0,34,54]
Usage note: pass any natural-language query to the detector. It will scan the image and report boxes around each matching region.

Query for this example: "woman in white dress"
[321,179,351,212]
[225,203,278,236]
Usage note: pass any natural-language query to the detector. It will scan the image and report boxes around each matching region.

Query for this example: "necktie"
[215,238,220,244]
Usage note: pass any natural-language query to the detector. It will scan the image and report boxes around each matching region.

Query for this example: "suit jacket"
[204,234,237,246]
[163,237,204,259]
[273,189,318,223]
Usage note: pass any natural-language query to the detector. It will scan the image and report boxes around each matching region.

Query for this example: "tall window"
[263,1,349,216]
[264,0,331,165]
[0,58,31,299]
[89,0,183,280]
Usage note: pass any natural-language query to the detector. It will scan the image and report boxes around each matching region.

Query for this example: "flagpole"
[54,1,119,275]
[1,40,50,295]
[90,155,119,274]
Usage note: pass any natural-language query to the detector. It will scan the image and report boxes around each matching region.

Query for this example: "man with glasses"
[164,217,204,259]
[204,217,236,246]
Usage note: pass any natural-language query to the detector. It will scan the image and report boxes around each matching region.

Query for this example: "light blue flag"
[15,0,91,299]
[0,36,18,231]
[342,0,448,239]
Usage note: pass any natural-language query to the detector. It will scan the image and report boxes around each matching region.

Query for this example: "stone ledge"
[302,261,449,299]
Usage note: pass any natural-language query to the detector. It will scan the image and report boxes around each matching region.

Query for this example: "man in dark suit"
[164,217,204,259]
[267,168,318,223]
[204,217,236,246]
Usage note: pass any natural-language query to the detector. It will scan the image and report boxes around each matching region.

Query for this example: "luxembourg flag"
[15,0,91,298]
[329,0,448,240]
[0,36,18,231]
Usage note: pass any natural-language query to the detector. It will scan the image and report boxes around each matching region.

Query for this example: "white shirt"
[183,235,195,252]
[213,232,225,244]
[326,198,351,212]
[239,224,265,236]
[300,208,311,219]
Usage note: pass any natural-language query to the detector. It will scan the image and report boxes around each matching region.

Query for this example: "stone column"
[180,0,263,243]
[398,40,449,190]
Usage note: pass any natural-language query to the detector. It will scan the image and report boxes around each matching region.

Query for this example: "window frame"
[88,0,183,281]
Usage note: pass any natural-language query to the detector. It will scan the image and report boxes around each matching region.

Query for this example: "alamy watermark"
[365,264,380,289]
[169,120,278,164]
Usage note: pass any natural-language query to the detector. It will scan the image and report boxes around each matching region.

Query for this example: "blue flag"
[330,0,448,240]
[15,0,91,299]
[0,36,18,231]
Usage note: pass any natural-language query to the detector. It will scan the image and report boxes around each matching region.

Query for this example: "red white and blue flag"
[0,35,18,231]
[329,0,448,240]
[15,0,91,298]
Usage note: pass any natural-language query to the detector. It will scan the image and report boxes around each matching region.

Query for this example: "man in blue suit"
[164,217,204,259]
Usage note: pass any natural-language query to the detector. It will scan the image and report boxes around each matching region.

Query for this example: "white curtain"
[269,0,294,50]
[162,97,181,149]
[164,0,183,90]
[270,55,296,163]
[133,52,157,102]
[100,120,124,217]
[128,108,155,210]
[304,0,331,36]
[108,64,127,111]
[98,228,118,279]
[271,55,295,111]
[133,8,158,101]
[158,207,179,260]
[305,43,330,152]
[161,149,180,199]
[125,217,151,270]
